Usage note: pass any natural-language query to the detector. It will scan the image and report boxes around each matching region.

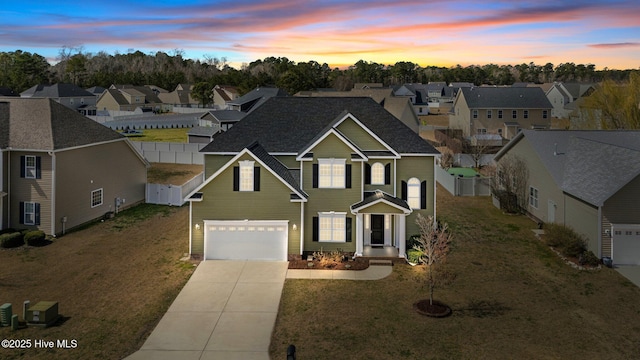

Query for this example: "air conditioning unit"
[26,301,59,327]
[0,303,12,326]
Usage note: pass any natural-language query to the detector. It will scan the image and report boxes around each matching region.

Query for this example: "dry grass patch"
[270,186,640,359]
[0,204,194,360]
[147,163,203,185]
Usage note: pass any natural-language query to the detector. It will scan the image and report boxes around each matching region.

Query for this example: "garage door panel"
[204,221,288,261]
[612,225,640,265]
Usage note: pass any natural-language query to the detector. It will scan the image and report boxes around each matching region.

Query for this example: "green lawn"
[447,167,479,177]
[125,128,190,142]
[270,186,640,359]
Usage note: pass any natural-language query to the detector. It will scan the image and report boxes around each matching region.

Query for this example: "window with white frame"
[498,110,503,119]
[319,212,346,242]
[487,110,492,119]
[477,128,487,135]
[91,188,103,208]
[24,202,36,225]
[239,160,254,191]
[529,186,539,208]
[25,155,37,179]
[542,110,548,119]
[512,110,517,119]
[524,110,529,119]
[407,177,421,209]
[318,158,345,188]
[371,162,385,185]
[472,110,478,119]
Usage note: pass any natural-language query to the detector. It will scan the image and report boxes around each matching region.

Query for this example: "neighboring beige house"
[20,83,98,116]
[158,83,200,108]
[212,85,239,109]
[97,85,167,112]
[545,82,594,118]
[0,98,148,236]
[449,87,553,140]
[185,97,439,261]
[494,130,640,265]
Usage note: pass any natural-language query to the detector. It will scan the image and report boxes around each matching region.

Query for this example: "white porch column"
[398,214,406,258]
[355,213,364,257]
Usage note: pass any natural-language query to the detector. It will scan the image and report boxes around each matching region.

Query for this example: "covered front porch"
[351,191,412,258]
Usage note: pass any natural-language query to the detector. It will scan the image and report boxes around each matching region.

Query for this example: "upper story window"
[472,110,478,119]
[487,110,492,119]
[24,156,37,179]
[529,186,539,208]
[239,160,255,191]
[523,110,529,119]
[512,110,518,119]
[407,178,421,209]
[498,110,503,119]
[542,110,548,119]
[318,159,345,189]
[371,163,385,185]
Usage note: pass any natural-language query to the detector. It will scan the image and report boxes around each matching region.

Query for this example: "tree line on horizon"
[0,48,637,96]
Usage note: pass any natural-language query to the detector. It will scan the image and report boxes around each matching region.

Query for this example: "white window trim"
[24,201,36,225]
[512,110,517,119]
[318,158,346,189]
[529,186,539,209]
[472,109,478,119]
[318,211,347,242]
[25,155,37,179]
[371,162,385,185]
[524,110,529,119]
[91,188,103,208]
[407,177,421,210]
[498,110,503,119]
[239,160,254,192]
[487,110,492,119]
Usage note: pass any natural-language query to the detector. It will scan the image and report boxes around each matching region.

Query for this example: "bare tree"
[464,139,491,169]
[440,150,455,170]
[414,214,452,306]
[490,154,529,213]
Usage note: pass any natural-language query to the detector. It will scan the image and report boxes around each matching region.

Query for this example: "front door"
[371,215,384,246]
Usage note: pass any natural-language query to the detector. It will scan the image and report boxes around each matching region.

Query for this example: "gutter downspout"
[597,206,602,259]
[49,151,56,236]
[300,202,304,256]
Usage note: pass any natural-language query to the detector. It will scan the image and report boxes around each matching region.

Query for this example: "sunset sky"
[1,0,639,70]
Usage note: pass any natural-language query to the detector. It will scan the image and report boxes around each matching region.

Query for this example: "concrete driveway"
[125,260,288,360]
[615,265,640,288]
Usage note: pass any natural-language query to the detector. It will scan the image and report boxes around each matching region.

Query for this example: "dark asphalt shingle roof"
[246,142,307,198]
[201,97,438,155]
[351,190,411,212]
[460,87,552,109]
[21,83,94,98]
[0,98,123,150]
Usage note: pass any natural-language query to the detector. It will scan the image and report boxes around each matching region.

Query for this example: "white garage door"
[204,220,288,261]
[612,225,640,265]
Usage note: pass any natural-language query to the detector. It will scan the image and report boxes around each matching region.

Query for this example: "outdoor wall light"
[293,224,297,231]
[195,223,201,230]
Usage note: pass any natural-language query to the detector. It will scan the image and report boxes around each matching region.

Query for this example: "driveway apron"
[125,260,288,360]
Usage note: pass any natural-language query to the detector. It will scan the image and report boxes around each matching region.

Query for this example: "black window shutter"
[312,216,319,242]
[345,164,352,188]
[19,202,24,224]
[385,163,391,185]
[35,203,41,225]
[364,164,371,184]
[233,166,239,191]
[421,181,427,209]
[35,156,41,179]
[254,167,260,191]
[312,164,318,188]
[20,156,25,178]
[401,181,407,200]
[346,217,352,242]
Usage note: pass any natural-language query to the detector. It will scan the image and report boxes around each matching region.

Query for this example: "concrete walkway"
[125,260,393,360]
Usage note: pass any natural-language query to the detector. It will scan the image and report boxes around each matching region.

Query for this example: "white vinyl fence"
[146,172,204,206]
[131,141,206,165]
[436,166,491,197]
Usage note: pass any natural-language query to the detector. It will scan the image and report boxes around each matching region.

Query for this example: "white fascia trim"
[184,148,307,202]
[351,198,412,215]
[296,128,368,161]
[399,153,439,157]
[333,113,400,157]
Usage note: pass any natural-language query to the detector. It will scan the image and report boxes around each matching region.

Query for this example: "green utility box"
[0,303,12,326]
[26,301,59,327]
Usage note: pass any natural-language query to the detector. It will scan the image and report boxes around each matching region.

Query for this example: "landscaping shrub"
[579,250,600,267]
[24,230,46,246]
[407,234,421,250]
[544,223,587,258]
[0,228,17,236]
[0,232,24,248]
[407,249,422,264]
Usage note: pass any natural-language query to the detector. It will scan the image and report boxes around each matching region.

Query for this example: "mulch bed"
[288,257,370,270]
[414,299,452,318]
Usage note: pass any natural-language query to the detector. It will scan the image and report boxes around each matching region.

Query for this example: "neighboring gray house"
[495,130,640,265]
[0,98,148,236]
[20,83,97,116]
[449,87,553,140]
[545,82,595,118]
[227,87,288,113]
[188,109,246,143]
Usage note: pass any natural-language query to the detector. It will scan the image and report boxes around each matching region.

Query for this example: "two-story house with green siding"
[186,97,440,261]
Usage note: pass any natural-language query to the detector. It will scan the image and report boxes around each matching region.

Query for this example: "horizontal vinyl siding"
[564,194,599,256]
[192,153,300,256]
[335,117,387,151]
[396,156,435,237]
[9,152,52,233]
[204,155,234,178]
[54,141,147,234]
